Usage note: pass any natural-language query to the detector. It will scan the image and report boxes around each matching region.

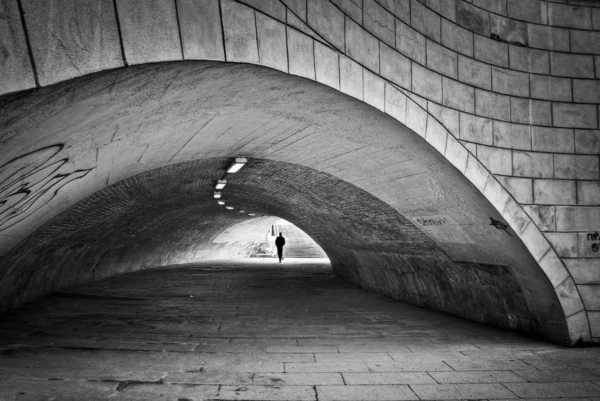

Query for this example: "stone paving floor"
[1,259,600,401]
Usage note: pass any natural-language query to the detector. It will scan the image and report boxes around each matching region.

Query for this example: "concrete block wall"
[0,0,599,343]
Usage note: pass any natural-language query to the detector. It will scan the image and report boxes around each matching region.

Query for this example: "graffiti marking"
[0,145,93,232]
[588,232,599,253]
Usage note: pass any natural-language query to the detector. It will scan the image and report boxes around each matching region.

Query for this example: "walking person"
[275,232,286,263]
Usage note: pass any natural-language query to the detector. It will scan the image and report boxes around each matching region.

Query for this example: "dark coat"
[275,236,285,248]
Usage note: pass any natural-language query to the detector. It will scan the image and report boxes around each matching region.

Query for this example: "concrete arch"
[1,0,598,343]
[0,61,581,344]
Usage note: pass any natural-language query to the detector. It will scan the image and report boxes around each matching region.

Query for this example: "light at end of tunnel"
[215,180,227,190]
[226,206,234,210]
[214,191,222,199]
[226,157,247,173]
[217,200,225,205]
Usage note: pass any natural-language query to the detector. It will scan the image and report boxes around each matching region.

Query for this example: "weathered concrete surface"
[2,0,599,343]
[176,0,225,61]
[0,157,566,342]
[21,0,123,86]
[1,261,599,400]
[115,0,182,65]
[0,63,578,343]
[0,0,35,93]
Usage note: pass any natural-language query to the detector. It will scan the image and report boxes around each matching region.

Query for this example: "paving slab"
[342,372,436,384]
[444,358,537,371]
[251,373,344,385]
[0,261,597,400]
[366,361,453,372]
[315,352,393,361]
[218,385,316,400]
[513,368,600,382]
[429,370,527,383]
[266,345,338,353]
[410,383,519,399]
[317,384,418,400]
[504,381,600,398]
[285,361,369,373]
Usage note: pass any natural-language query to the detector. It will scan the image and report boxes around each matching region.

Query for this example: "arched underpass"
[1,61,599,399]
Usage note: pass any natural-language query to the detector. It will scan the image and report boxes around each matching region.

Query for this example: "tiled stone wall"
[0,0,598,343]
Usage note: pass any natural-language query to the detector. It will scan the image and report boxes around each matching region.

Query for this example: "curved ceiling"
[0,61,569,343]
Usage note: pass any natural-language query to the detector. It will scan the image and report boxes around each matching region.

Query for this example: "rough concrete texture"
[0,154,567,343]
[1,261,600,400]
[0,63,574,344]
[0,0,35,93]
[1,0,599,343]
[20,0,123,86]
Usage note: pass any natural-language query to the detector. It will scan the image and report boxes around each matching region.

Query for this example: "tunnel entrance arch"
[0,157,571,344]
[2,0,599,345]
[0,60,586,344]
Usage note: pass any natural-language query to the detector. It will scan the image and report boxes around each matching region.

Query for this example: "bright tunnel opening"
[203,217,328,261]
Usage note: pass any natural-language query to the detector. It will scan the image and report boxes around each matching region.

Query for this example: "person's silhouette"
[275,232,285,263]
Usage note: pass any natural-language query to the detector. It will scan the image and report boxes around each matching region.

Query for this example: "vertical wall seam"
[285,25,290,74]
[305,0,308,23]
[254,11,260,64]
[173,0,185,60]
[218,0,227,61]
[531,173,534,204]
[285,5,290,74]
[570,78,574,103]
[361,0,363,25]
[442,123,449,155]
[112,0,128,66]
[16,0,40,87]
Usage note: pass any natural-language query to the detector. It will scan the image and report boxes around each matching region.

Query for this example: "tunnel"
[1,0,600,399]
[0,61,571,342]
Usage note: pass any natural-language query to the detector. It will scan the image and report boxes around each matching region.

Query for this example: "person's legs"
[277,247,282,263]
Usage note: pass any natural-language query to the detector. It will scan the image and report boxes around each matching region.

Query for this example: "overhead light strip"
[215,180,227,190]
[226,157,247,174]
